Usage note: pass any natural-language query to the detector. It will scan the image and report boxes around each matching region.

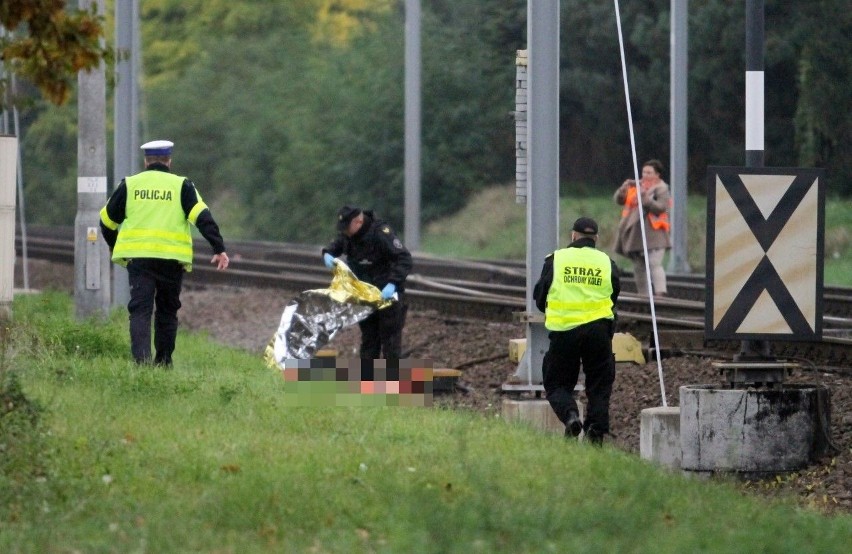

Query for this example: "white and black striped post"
[745,0,764,168]
[739,0,769,359]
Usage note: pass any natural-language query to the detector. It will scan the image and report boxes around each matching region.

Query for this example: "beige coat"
[612,179,671,256]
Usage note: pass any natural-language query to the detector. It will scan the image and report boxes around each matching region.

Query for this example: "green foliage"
[823,196,852,285]
[20,101,78,226]
[2,292,851,551]
[140,1,322,238]
[794,1,852,196]
[14,0,852,241]
[0,316,47,492]
[11,292,128,358]
[0,0,114,107]
[417,1,520,222]
[263,16,407,241]
[0,371,46,491]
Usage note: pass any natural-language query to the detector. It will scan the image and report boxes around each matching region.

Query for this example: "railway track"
[14,227,852,366]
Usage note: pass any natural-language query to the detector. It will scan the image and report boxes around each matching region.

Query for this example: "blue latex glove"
[323,253,335,268]
[380,283,397,300]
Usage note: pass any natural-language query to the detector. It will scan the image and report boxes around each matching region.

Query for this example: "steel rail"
[13,229,852,365]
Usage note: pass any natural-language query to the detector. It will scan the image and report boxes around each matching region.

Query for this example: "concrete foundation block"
[640,407,681,470]
[501,398,584,435]
[680,384,830,474]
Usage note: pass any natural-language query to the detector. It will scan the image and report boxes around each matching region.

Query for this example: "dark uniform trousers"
[358,295,407,359]
[127,258,184,366]
[543,318,615,438]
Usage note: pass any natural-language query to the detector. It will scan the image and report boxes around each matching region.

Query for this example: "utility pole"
[75,0,111,319]
[0,135,15,321]
[404,0,421,250]
[507,1,560,389]
[668,0,690,274]
[1,27,23,319]
[113,0,140,307]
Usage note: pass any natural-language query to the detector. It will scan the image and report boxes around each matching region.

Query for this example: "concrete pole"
[75,0,111,319]
[0,135,16,320]
[516,1,560,387]
[113,0,140,307]
[404,0,421,250]
[668,0,690,274]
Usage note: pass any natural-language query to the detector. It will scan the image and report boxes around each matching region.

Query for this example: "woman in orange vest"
[612,159,671,298]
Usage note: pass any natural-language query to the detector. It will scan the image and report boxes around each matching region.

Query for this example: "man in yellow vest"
[534,217,621,444]
[99,140,229,366]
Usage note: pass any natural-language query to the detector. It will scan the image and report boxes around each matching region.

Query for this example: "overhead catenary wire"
[613,0,667,406]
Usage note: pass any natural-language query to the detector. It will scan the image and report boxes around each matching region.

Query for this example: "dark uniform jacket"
[533,237,621,314]
[322,211,412,291]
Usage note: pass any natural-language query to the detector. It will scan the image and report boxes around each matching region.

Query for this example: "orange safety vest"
[622,183,671,231]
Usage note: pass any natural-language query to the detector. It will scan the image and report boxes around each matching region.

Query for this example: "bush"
[0,344,46,485]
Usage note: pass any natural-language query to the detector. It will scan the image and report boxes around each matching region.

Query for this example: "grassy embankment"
[1,292,851,552]
[421,185,852,287]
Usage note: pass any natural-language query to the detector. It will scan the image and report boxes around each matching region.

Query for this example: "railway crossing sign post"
[683,166,829,473]
[650,0,833,473]
[705,167,825,342]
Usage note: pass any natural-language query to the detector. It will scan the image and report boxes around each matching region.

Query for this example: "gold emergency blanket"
[264,260,393,366]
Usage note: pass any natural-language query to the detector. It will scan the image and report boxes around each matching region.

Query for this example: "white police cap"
[140,140,174,156]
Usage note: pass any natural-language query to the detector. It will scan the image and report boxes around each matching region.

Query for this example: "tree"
[794,0,852,195]
[14,0,852,235]
[0,0,113,108]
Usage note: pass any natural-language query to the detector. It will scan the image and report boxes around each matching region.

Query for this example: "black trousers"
[127,259,184,366]
[358,296,407,359]
[542,318,615,438]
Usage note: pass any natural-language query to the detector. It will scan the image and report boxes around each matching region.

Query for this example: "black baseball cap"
[337,205,362,231]
[572,217,598,235]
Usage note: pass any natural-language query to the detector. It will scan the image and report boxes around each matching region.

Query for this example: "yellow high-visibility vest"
[101,170,207,270]
[545,247,614,331]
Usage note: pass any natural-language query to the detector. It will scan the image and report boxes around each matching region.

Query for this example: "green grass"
[421,185,851,286]
[2,293,851,552]
[823,198,852,285]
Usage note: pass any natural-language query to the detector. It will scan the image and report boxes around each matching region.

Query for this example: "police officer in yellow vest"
[99,140,229,366]
[534,217,620,444]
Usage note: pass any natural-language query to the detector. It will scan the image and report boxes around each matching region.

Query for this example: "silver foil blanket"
[264,260,393,366]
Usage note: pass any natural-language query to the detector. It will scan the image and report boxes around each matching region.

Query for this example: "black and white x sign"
[705,167,825,340]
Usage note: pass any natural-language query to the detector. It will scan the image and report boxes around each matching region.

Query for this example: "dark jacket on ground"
[322,211,412,291]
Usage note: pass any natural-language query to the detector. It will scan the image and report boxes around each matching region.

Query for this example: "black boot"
[564,412,583,438]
